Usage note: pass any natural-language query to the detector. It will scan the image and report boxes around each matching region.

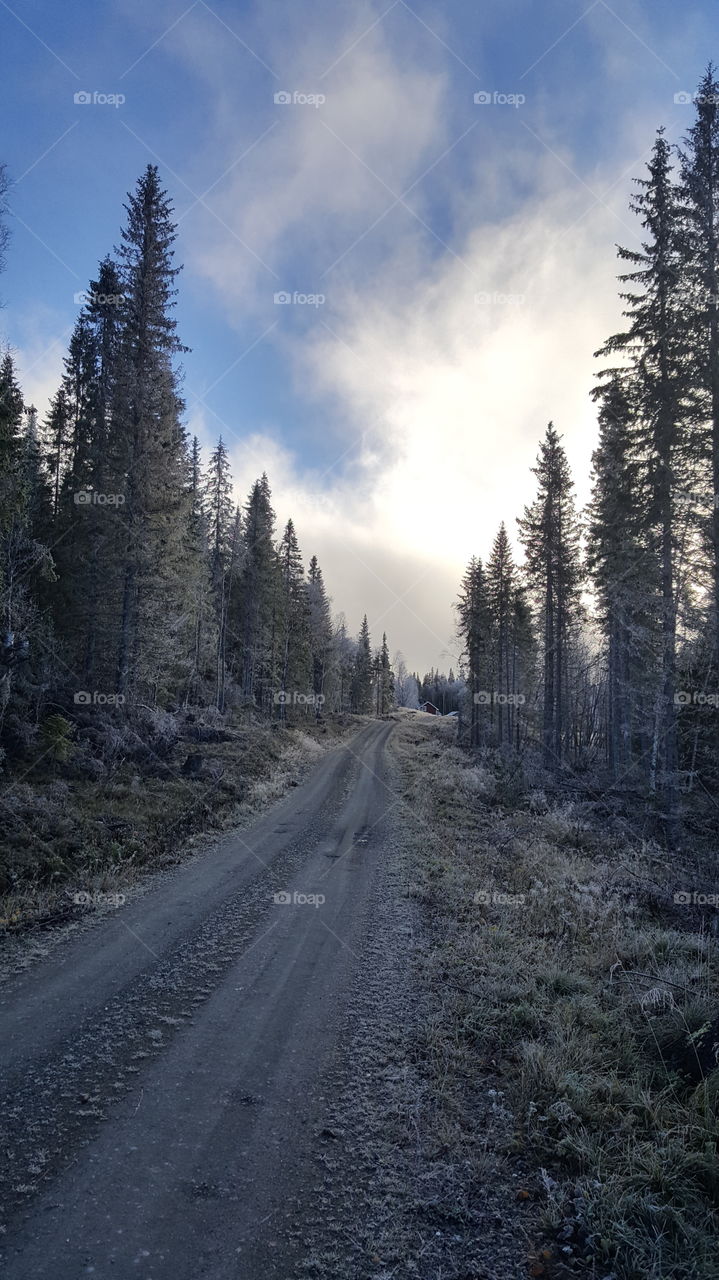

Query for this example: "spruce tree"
[517,424,582,767]
[351,615,373,713]
[113,165,190,701]
[203,437,234,708]
[596,131,691,831]
[277,518,311,720]
[456,556,492,746]
[232,473,280,712]
[681,66,719,667]
[486,522,517,745]
[307,555,334,711]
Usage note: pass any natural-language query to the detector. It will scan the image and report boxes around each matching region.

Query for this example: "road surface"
[0,719,398,1279]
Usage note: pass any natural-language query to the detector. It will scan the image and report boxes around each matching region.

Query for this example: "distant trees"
[394,652,420,709]
[455,539,533,750]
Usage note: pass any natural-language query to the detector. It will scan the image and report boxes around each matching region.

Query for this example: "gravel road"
[0,720,399,1279]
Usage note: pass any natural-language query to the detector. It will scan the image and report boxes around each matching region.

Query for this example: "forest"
[2,70,719,887]
[0,181,395,733]
[3,11,719,1278]
[454,68,719,844]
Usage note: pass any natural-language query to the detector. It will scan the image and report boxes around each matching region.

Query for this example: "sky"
[1,0,717,673]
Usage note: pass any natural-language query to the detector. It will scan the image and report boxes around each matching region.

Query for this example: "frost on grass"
[390,715,719,1280]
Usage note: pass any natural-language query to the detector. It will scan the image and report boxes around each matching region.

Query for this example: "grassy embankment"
[392,713,719,1280]
[0,708,362,934]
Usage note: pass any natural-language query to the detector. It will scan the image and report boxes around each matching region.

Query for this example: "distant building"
[418,701,441,715]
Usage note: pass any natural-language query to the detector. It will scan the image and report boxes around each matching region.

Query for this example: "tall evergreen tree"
[681,66,719,668]
[277,518,311,720]
[307,555,333,711]
[517,424,582,767]
[456,555,492,746]
[203,437,235,709]
[373,632,394,715]
[113,165,191,700]
[596,131,692,831]
[232,473,279,712]
[486,522,517,745]
[351,615,373,713]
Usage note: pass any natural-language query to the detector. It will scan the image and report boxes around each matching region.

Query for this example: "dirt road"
[0,720,399,1279]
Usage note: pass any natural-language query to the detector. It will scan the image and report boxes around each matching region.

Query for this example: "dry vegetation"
[0,707,358,935]
[391,713,719,1280]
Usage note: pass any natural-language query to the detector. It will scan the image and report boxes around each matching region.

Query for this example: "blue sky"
[1,0,717,670]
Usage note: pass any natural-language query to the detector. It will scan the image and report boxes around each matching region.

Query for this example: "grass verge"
[0,711,364,937]
[391,713,719,1280]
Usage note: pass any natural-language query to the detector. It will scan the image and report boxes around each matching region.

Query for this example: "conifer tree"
[233,473,279,711]
[277,518,311,720]
[351,615,373,713]
[517,424,582,766]
[456,556,492,746]
[596,131,691,830]
[307,555,333,711]
[486,522,517,745]
[373,632,394,715]
[681,66,719,666]
[113,165,190,700]
[203,437,235,708]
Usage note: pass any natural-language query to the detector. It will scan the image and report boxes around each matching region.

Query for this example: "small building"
[418,701,441,715]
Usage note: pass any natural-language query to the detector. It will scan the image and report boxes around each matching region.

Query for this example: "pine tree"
[113,165,190,701]
[681,66,719,668]
[44,388,72,518]
[307,555,333,712]
[232,473,280,712]
[277,518,311,720]
[183,436,215,706]
[517,424,582,767]
[0,403,54,722]
[373,632,394,715]
[596,131,691,831]
[587,377,657,779]
[51,262,126,684]
[351,615,373,713]
[203,437,235,709]
[456,556,492,746]
[486,522,517,745]
[332,616,356,713]
[0,353,24,527]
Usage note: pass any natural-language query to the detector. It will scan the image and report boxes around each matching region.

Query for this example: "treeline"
[457,68,719,837]
[0,165,394,767]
